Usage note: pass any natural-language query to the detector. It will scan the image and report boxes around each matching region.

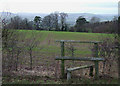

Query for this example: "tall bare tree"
[9,16,22,29]
[20,18,29,29]
[42,15,52,31]
[42,12,59,31]
[60,13,68,31]
[54,12,59,31]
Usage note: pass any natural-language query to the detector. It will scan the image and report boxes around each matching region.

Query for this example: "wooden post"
[89,66,93,77]
[61,42,65,78]
[94,43,99,79]
[67,71,71,81]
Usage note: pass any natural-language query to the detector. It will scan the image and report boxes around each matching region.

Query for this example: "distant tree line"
[2,12,68,31]
[69,16,118,33]
[2,12,118,33]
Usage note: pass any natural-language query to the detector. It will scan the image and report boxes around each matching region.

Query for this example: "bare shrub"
[91,36,118,77]
[2,29,22,72]
[24,32,42,70]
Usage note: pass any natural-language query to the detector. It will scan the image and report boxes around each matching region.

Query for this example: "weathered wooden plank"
[55,56,105,61]
[67,64,94,72]
[67,65,94,81]
[56,40,102,44]
[67,71,71,81]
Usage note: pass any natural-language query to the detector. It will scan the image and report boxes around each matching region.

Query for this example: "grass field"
[3,30,118,84]
[18,30,113,56]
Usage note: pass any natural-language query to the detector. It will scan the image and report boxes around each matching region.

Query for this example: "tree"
[75,16,88,32]
[64,23,69,31]
[9,16,22,29]
[42,15,52,31]
[1,12,12,29]
[34,16,42,30]
[28,21,35,30]
[90,16,100,23]
[54,12,59,31]
[1,12,21,72]
[20,18,29,29]
[2,29,21,71]
[15,46,22,71]
[48,13,56,30]
[42,12,59,31]
[24,32,40,70]
[1,15,34,30]
[113,16,118,21]
[118,16,120,84]
[60,13,68,31]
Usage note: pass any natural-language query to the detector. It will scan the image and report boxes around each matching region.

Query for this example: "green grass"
[17,30,113,56]
[18,30,113,41]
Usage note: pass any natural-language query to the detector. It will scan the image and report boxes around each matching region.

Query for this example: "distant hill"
[67,13,117,25]
[0,12,117,26]
[17,12,47,21]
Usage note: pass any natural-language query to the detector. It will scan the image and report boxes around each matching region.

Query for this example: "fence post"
[67,71,71,81]
[89,66,93,77]
[94,43,99,79]
[61,42,65,78]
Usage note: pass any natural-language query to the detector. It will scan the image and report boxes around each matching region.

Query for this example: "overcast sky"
[0,0,119,14]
